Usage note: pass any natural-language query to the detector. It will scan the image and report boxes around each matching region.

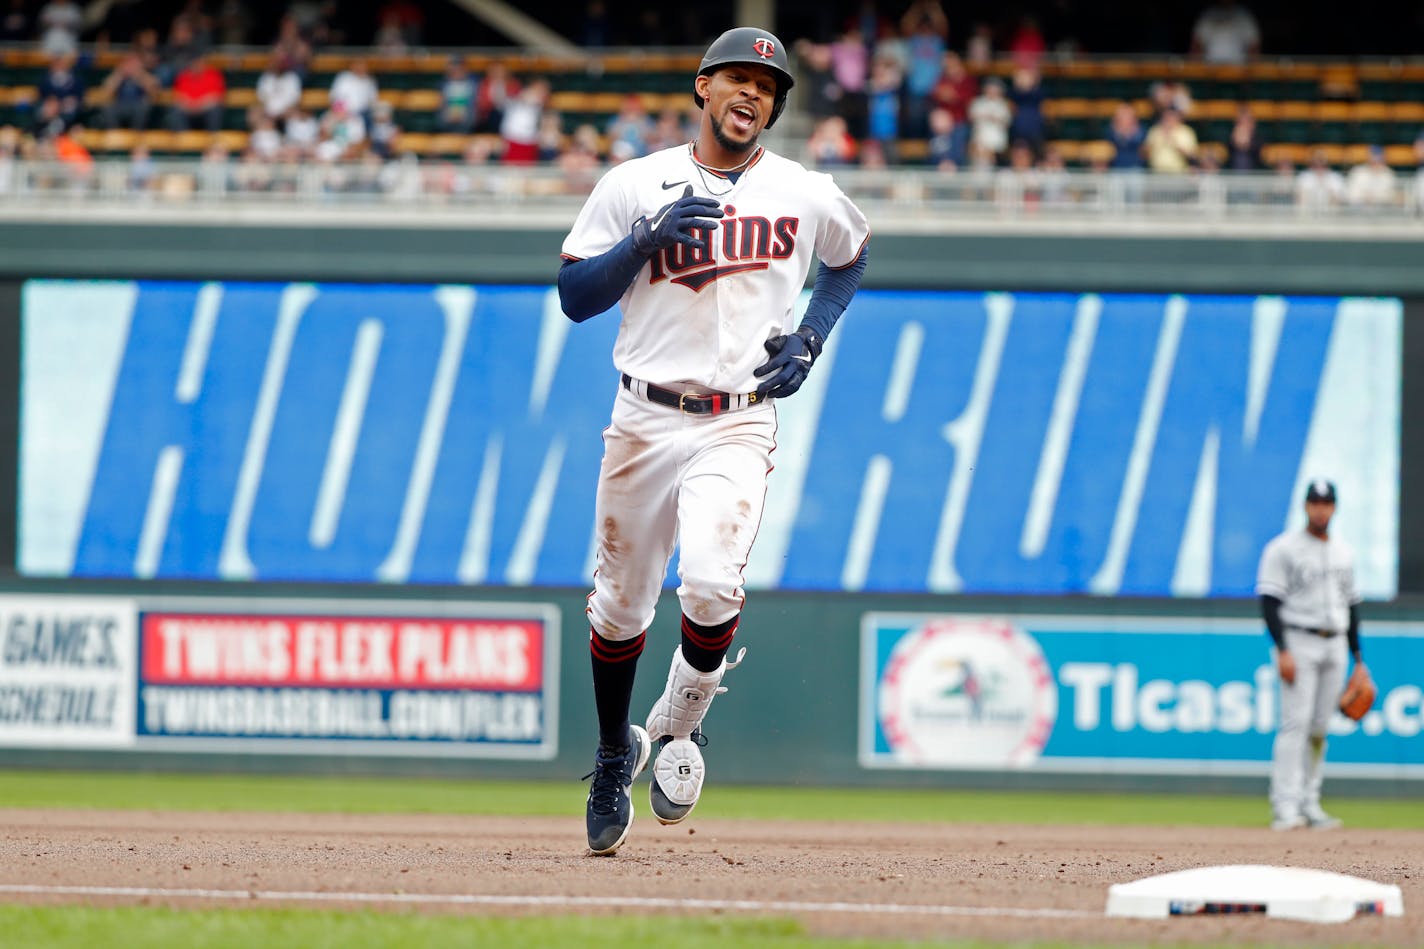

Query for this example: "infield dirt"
[0,809,1418,946]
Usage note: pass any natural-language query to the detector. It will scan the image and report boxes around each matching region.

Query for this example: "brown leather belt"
[621,374,761,415]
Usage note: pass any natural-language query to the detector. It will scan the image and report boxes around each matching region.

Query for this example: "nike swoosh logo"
[793,354,812,364]
[662,180,688,190]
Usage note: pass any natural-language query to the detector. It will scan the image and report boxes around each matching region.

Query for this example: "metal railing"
[1,157,1421,232]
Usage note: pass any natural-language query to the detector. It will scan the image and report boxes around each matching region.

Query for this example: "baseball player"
[557,26,870,855]
[1256,480,1365,830]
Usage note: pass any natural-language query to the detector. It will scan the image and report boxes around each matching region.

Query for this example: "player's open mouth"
[729,104,756,131]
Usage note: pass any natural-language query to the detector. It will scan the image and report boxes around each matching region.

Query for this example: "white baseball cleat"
[650,735,705,824]
[1271,813,1307,831]
[1304,809,1343,830]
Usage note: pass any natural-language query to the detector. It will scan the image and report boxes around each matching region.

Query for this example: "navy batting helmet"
[693,27,795,129]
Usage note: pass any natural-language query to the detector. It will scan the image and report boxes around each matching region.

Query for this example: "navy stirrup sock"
[680,614,738,673]
[589,629,645,750]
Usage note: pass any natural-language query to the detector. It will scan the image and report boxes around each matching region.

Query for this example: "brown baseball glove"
[1339,665,1376,721]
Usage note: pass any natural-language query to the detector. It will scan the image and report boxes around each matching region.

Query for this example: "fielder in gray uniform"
[1256,480,1366,831]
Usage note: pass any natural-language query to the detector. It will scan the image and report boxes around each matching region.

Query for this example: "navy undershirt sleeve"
[798,245,869,343]
[1347,603,1361,661]
[1260,594,1285,650]
[558,233,649,323]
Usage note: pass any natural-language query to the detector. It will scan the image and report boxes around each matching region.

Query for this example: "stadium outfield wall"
[0,216,1420,793]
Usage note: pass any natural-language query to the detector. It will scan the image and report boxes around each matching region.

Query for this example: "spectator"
[376,0,423,47]
[0,129,15,195]
[500,78,549,164]
[256,53,302,126]
[215,0,250,46]
[330,59,378,121]
[1008,67,1046,152]
[926,106,963,169]
[968,76,1012,165]
[168,53,226,132]
[1039,145,1070,204]
[1345,145,1397,207]
[791,39,840,120]
[929,51,975,162]
[1191,0,1260,64]
[249,112,282,159]
[173,0,214,49]
[1295,149,1344,210]
[1225,105,1264,170]
[537,111,564,162]
[645,108,690,152]
[806,115,857,167]
[98,50,160,130]
[0,0,32,43]
[474,61,519,136]
[438,58,477,133]
[1106,103,1146,169]
[899,0,948,139]
[374,9,410,55]
[1144,108,1198,173]
[37,0,82,56]
[558,123,603,184]
[271,16,312,75]
[368,100,399,159]
[1149,80,1193,122]
[1007,16,1046,69]
[866,54,903,160]
[163,16,205,75]
[605,94,652,160]
[37,51,84,129]
[314,101,365,162]
[965,22,993,67]
[284,108,318,154]
[31,96,68,140]
[128,142,156,192]
[198,141,231,195]
[827,28,869,137]
[1415,130,1424,213]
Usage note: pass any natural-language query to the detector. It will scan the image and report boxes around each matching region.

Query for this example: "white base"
[1106,865,1404,924]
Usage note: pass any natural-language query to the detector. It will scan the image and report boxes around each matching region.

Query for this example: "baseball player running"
[1256,480,1366,830]
[558,26,870,854]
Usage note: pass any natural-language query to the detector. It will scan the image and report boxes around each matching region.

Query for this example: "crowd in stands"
[0,0,1422,211]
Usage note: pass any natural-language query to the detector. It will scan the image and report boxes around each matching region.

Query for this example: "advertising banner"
[0,595,138,748]
[20,280,1401,598]
[134,599,560,758]
[861,612,1424,776]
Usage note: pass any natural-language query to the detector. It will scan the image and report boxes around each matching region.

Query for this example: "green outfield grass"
[0,768,1419,828]
[0,905,1319,949]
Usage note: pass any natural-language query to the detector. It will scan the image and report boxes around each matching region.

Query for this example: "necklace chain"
[689,142,760,173]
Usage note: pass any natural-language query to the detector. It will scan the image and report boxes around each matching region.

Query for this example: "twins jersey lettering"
[561,143,870,391]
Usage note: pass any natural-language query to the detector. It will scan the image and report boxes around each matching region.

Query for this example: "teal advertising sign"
[861,613,1423,776]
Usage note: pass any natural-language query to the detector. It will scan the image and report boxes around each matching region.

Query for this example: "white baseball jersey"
[1256,529,1360,633]
[561,143,870,392]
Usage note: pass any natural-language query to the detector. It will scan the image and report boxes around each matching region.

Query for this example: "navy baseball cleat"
[584,724,652,855]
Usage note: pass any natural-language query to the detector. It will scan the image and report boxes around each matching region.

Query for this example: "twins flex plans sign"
[861,613,1424,776]
[136,601,559,757]
[19,280,1400,597]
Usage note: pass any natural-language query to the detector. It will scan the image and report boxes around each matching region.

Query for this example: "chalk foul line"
[0,883,1099,920]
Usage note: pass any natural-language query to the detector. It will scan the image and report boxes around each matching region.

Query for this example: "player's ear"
[694,73,711,106]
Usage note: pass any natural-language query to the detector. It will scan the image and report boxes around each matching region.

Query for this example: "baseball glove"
[1338,665,1376,721]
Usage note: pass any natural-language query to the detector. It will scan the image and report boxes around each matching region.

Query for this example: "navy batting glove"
[754,327,823,399]
[631,185,724,257]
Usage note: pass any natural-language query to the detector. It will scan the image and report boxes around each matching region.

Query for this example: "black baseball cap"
[1305,480,1337,503]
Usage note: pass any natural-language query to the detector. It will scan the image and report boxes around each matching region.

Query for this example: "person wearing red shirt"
[169,52,226,132]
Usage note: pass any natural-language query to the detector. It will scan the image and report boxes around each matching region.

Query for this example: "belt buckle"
[679,391,716,415]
